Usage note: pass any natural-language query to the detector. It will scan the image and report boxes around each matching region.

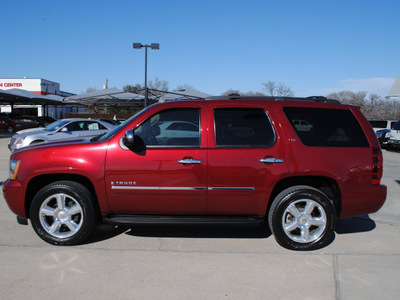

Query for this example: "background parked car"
[375,129,391,148]
[0,116,24,133]
[369,119,398,132]
[8,118,116,151]
[37,116,57,124]
[12,115,49,128]
[99,118,126,126]
[387,120,400,149]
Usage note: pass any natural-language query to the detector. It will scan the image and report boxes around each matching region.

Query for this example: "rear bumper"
[340,184,387,218]
[2,179,26,218]
[388,139,400,147]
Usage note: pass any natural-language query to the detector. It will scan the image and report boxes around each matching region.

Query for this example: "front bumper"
[2,179,26,218]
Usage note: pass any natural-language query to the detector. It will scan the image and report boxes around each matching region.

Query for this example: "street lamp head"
[133,43,142,49]
[151,43,160,50]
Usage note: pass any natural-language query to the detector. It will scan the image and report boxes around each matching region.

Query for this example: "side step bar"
[102,214,265,226]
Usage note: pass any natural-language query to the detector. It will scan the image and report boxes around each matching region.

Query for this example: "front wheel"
[30,181,98,245]
[268,185,336,251]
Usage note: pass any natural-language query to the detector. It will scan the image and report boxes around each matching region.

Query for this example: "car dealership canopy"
[64,87,212,109]
[0,88,67,106]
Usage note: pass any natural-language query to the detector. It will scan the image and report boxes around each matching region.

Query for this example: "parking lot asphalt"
[0,134,399,300]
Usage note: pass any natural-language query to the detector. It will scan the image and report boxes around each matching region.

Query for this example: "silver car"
[8,118,116,151]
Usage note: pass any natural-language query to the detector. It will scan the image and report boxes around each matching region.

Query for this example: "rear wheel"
[30,181,98,245]
[268,185,336,250]
[6,125,15,133]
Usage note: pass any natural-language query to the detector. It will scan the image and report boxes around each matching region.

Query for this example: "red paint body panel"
[3,138,111,217]
[3,179,25,217]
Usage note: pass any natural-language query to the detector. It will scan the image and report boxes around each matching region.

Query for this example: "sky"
[1,0,399,98]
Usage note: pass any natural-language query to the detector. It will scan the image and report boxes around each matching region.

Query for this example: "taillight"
[371,148,383,185]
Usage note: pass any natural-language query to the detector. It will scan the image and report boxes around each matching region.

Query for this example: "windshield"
[45,119,71,131]
[97,107,151,142]
[393,121,400,131]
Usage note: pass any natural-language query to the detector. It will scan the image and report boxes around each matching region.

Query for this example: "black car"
[376,129,391,148]
[38,116,57,124]
[12,116,49,128]
[0,116,24,133]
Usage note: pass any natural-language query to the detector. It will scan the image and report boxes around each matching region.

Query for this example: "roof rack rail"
[204,94,341,104]
[205,93,242,100]
[306,96,341,104]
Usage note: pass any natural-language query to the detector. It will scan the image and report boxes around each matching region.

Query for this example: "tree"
[148,77,169,93]
[123,84,142,93]
[326,90,400,119]
[123,78,169,96]
[222,89,266,97]
[176,84,195,91]
[85,87,98,93]
[261,81,294,97]
[222,89,241,96]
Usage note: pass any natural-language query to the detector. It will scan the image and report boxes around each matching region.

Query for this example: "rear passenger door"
[206,102,289,215]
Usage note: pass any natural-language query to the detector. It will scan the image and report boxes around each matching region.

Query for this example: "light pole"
[133,42,160,107]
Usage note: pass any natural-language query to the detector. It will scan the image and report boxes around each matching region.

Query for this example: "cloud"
[312,77,396,97]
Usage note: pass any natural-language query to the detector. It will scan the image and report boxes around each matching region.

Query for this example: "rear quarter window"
[284,107,370,147]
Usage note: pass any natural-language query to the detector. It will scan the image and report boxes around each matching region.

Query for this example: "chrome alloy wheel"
[39,193,84,239]
[282,199,327,243]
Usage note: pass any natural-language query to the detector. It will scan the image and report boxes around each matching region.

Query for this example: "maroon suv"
[3,96,386,250]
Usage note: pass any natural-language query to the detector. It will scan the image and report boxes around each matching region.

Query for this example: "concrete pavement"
[0,134,399,300]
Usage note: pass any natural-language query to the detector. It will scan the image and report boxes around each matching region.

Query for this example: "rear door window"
[214,108,275,147]
[284,107,369,147]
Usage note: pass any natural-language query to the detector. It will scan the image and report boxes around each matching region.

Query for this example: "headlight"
[16,137,25,145]
[9,160,20,180]
[385,132,391,138]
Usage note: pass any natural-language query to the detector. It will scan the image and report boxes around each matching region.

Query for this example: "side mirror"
[61,127,68,132]
[123,129,135,147]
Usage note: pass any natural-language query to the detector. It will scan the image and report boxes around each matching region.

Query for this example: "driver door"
[105,105,207,214]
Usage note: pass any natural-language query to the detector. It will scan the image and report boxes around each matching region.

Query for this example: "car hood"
[13,127,47,137]
[13,136,96,153]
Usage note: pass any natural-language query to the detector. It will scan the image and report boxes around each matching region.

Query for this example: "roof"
[65,88,146,106]
[0,88,66,105]
[387,74,400,99]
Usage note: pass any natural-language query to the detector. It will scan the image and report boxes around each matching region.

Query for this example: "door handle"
[259,158,283,164]
[178,159,202,164]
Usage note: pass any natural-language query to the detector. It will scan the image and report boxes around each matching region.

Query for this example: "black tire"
[30,140,45,145]
[6,125,15,133]
[268,185,336,251]
[30,181,98,245]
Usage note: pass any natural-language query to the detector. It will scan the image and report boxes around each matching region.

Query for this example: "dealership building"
[0,78,83,118]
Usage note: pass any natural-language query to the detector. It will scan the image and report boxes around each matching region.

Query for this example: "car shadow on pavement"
[85,223,272,244]
[335,215,376,234]
[84,216,374,245]
[84,223,131,244]
[126,224,272,239]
